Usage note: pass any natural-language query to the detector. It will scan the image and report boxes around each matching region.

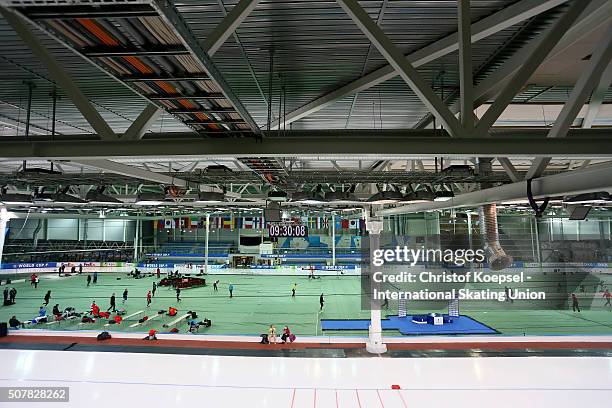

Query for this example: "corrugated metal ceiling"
[0,0,581,137]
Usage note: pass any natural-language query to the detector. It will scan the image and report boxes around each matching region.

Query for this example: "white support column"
[365,215,387,354]
[138,219,143,260]
[133,219,139,261]
[205,213,210,274]
[83,219,87,248]
[331,212,336,266]
[237,210,241,252]
[0,208,8,269]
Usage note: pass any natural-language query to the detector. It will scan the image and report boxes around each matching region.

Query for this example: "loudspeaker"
[0,322,8,337]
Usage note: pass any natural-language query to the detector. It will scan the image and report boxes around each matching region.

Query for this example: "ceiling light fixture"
[563,191,611,204]
[135,192,166,206]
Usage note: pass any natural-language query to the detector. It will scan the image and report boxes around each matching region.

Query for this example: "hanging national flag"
[323,217,329,228]
[164,219,173,229]
[341,219,349,229]
[222,217,232,229]
[184,218,191,229]
[349,219,358,229]
[244,217,253,229]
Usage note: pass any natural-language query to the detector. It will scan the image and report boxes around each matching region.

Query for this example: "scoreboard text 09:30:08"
[268,224,309,237]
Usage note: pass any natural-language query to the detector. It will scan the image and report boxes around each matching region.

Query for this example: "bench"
[163,314,190,328]
[104,310,144,327]
[128,313,161,328]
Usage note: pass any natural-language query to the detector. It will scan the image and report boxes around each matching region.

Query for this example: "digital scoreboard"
[268,224,308,237]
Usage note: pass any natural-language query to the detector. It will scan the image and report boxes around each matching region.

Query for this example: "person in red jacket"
[281,326,291,343]
[603,289,611,308]
[91,301,100,317]
[146,291,152,307]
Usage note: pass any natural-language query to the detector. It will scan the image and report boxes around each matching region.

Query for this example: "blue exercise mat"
[320,315,498,335]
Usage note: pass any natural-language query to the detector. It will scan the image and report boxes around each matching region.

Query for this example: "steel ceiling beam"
[474,0,590,136]
[0,7,118,141]
[497,158,522,183]
[458,0,474,132]
[151,0,260,134]
[73,160,188,187]
[201,0,262,57]
[1,129,611,159]
[475,3,603,106]
[270,0,571,129]
[525,23,612,180]
[377,161,612,216]
[122,104,163,141]
[336,0,464,138]
[582,58,612,129]
[415,0,612,129]
[345,0,388,128]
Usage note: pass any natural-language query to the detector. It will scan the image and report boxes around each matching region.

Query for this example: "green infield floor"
[1,272,611,337]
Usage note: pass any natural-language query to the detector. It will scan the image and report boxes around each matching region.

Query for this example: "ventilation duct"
[478,203,513,271]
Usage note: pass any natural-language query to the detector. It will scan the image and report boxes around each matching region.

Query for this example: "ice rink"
[1,349,611,407]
